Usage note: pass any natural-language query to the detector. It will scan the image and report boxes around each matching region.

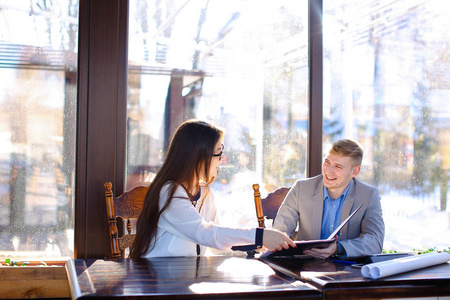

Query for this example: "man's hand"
[303,240,337,259]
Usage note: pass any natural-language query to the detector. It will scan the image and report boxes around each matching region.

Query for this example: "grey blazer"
[273,175,385,257]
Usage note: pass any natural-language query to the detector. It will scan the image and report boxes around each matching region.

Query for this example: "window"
[324,0,450,252]
[0,1,78,260]
[127,0,308,227]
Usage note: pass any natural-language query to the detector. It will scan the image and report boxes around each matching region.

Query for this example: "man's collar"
[324,182,352,201]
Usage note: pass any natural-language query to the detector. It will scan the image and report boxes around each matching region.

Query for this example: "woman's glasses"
[212,144,224,161]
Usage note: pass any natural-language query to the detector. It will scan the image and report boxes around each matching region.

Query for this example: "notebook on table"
[260,203,364,258]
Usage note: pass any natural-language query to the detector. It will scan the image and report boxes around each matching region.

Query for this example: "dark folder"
[260,203,363,257]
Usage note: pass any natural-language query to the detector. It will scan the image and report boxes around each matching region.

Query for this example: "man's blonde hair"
[329,139,363,166]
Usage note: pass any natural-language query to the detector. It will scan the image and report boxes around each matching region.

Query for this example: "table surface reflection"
[66,256,320,299]
[262,256,450,300]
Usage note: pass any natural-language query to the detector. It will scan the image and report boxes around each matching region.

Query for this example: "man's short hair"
[329,139,363,166]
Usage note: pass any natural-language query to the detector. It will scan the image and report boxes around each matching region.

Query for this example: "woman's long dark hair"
[130,120,223,258]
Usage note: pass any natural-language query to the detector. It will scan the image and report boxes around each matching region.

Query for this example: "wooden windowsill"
[1,260,67,267]
[0,263,70,299]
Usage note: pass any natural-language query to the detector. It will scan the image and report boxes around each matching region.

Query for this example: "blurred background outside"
[0,0,448,260]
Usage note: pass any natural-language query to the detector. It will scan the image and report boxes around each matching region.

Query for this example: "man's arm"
[339,187,385,257]
[272,182,301,239]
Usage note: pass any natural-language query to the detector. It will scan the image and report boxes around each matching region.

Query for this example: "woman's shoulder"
[160,181,190,200]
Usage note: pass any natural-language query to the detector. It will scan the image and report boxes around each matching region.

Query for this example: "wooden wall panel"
[308,0,323,177]
[76,0,128,258]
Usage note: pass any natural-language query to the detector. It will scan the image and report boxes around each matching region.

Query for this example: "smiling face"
[322,153,360,199]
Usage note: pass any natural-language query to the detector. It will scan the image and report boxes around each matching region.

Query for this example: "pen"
[332,259,357,265]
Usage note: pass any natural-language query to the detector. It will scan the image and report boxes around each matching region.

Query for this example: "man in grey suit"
[273,139,384,259]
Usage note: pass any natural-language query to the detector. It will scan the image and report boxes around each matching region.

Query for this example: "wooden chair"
[104,182,149,258]
[253,183,290,228]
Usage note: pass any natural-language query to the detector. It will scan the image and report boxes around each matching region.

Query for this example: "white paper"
[361,252,450,279]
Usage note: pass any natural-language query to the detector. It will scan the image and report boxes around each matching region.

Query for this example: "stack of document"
[361,252,450,279]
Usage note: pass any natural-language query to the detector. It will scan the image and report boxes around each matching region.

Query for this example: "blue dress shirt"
[320,184,351,240]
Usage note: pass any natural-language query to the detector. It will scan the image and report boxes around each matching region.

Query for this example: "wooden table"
[65,256,321,299]
[262,256,450,300]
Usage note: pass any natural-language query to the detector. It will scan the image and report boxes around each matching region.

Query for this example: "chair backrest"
[104,182,149,258]
[253,183,290,228]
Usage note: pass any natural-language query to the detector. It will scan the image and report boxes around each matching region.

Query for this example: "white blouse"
[143,183,256,257]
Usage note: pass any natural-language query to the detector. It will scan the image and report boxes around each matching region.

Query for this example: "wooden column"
[75,0,129,258]
[308,0,323,177]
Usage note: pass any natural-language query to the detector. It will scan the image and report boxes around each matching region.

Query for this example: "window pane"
[324,0,450,252]
[127,0,308,228]
[0,1,78,260]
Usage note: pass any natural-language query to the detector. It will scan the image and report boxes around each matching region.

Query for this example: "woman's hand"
[262,228,296,252]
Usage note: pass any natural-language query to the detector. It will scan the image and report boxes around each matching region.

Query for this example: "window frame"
[75,0,323,258]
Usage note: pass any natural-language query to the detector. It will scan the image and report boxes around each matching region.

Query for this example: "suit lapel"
[312,179,324,239]
[340,179,356,240]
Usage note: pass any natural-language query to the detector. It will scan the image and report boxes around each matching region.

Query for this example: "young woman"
[130,120,295,258]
